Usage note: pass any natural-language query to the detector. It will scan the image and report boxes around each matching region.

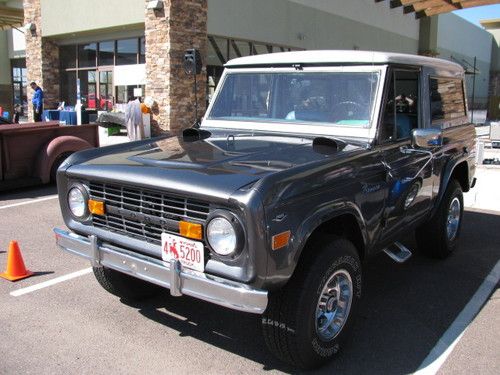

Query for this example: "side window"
[380,70,419,142]
[430,78,466,125]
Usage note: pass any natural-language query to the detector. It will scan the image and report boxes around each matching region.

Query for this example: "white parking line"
[0,195,59,210]
[414,260,500,375]
[10,268,92,297]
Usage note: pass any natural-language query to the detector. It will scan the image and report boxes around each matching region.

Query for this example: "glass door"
[12,66,27,115]
[98,69,113,111]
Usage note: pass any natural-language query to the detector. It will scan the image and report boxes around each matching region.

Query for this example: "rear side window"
[430,78,466,124]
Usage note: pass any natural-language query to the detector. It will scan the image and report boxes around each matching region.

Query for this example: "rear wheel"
[262,236,362,369]
[93,266,163,301]
[416,179,463,258]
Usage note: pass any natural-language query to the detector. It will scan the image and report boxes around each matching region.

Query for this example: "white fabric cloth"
[125,99,145,141]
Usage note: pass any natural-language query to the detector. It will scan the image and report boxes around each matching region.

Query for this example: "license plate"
[161,233,204,272]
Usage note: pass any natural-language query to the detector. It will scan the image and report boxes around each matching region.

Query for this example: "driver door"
[378,68,434,242]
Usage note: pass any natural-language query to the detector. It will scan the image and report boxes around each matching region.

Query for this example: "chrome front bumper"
[54,228,268,314]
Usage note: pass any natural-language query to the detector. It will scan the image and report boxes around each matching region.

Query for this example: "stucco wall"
[436,14,492,107]
[0,31,12,115]
[0,31,11,85]
[437,14,492,62]
[487,28,500,72]
[40,0,144,37]
[207,0,419,53]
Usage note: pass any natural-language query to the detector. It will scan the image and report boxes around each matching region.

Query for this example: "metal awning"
[376,0,500,18]
[0,5,23,30]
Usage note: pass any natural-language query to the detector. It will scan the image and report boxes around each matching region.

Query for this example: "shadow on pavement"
[124,209,500,374]
[31,271,55,278]
[0,184,58,201]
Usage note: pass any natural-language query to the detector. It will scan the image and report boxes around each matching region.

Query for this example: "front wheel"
[262,237,362,369]
[416,179,463,258]
[93,266,163,301]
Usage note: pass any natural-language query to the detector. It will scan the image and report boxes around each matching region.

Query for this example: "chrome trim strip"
[54,228,267,314]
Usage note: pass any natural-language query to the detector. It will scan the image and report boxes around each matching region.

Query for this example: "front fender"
[264,199,367,291]
[293,201,367,264]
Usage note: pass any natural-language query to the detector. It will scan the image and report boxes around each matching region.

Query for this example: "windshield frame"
[202,65,387,140]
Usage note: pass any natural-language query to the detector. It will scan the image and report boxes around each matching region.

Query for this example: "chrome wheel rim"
[315,269,353,342]
[447,197,461,241]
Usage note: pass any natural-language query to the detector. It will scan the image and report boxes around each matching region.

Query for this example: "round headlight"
[68,187,87,218]
[207,217,237,256]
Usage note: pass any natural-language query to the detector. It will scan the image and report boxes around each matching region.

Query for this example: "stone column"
[23,0,59,121]
[145,0,207,134]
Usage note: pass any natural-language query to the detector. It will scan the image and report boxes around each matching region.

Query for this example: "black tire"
[262,236,362,370]
[93,266,163,301]
[50,152,73,183]
[416,179,463,259]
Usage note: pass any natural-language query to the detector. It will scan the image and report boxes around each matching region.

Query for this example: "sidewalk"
[464,165,500,212]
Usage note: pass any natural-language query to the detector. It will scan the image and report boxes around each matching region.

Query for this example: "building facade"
[0,0,496,129]
[481,18,500,119]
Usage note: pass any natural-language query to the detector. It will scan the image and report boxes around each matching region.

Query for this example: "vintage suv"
[55,51,476,369]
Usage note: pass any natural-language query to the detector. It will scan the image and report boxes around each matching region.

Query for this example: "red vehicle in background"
[86,94,113,111]
[0,121,98,191]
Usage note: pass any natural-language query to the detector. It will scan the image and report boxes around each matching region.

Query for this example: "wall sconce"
[147,0,164,10]
[23,22,36,32]
[296,33,306,41]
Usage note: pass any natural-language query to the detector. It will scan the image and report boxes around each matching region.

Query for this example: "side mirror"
[412,128,442,149]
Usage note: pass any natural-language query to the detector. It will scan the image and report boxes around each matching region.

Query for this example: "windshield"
[208,70,380,128]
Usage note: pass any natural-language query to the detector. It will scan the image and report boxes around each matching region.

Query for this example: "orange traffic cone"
[0,240,33,281]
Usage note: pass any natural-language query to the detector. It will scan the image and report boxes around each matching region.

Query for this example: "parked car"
[54,51,476,369]
[0,122,98,191]
[86,93,113,111]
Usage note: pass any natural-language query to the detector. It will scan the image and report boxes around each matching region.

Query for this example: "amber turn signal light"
[88,199,105,215]
[272,230,291,250]
[179,221,203,240]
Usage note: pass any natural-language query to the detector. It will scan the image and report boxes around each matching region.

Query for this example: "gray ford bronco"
[55,51,476,369]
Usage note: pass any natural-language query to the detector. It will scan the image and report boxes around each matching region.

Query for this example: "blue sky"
[453,4,500,27]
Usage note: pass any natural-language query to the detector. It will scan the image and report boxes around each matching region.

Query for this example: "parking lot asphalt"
[0,185,499,374]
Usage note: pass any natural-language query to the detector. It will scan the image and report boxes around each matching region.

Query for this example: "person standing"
[30,81,43,122]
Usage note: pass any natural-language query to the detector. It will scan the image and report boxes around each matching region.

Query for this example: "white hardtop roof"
[225,50,463,73]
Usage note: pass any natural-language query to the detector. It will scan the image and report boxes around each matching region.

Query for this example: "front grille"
[89,182,210,245]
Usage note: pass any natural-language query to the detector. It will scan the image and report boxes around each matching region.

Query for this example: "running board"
[383,242,412,263]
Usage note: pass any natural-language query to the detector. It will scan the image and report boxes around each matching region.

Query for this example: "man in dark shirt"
[30,82,43,122]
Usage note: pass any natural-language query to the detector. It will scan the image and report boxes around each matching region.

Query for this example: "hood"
[66,128,364,199]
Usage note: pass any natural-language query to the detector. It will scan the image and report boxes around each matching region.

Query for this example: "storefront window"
[139,37,145,64]
[99,41,114,66]
[11,61,28,115]
[60,71,77,106]
[79,70,97,108]
[115,85,145,104]
[60,45,77,69]
[99,71,113,110]
[78,43,97,68]
[116,38,138,65]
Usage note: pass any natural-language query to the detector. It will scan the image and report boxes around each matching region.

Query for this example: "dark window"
[60,45,77,69]
[139,37,145,64]
[430,78,466,122]
[116,38,138,65]
[79,70,97,108]
[380,70,419,142]
[210,72,378,126]
[381,72,395,141]
[99,41,114,66]
[60,71,77,106]
[78,43,97,68]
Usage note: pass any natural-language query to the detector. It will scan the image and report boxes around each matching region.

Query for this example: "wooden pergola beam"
[376,0,500,18]
[0,5,23,30]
